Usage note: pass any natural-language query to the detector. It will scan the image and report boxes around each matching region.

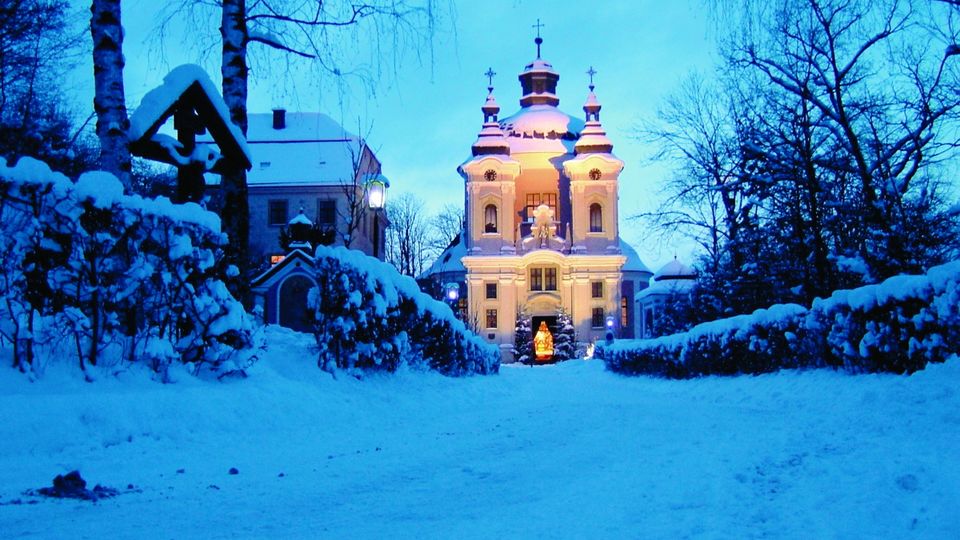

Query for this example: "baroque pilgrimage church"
[422,35,653,362]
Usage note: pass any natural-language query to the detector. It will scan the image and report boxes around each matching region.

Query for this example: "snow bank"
[600,261,960,377]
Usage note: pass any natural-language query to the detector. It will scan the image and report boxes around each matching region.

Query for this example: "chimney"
[272,108,286,130]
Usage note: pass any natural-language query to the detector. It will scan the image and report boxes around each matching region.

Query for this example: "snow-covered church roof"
[637,258,697,301]
[620,239,652,275]
[420,233,467,279]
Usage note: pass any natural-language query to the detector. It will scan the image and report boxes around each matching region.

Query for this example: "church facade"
[422,38,651,362]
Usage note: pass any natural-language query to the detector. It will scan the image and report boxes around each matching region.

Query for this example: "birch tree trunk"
[90,0,131,189]
[219,0,250,303]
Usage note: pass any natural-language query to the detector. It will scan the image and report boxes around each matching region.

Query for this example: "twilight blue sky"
[69,0,719,269]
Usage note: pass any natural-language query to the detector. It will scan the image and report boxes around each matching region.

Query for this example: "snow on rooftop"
[201,112,366,187]
[497,105,584,155]
[421,234,467,278]
[288,211,313,226]
[653,259,696,280]
[620,239,652,274]
[522,58,558,74]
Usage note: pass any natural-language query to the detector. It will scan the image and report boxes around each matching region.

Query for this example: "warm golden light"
[534,321,554,361]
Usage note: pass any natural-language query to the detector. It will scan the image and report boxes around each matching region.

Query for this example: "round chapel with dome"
[421,36,652,362]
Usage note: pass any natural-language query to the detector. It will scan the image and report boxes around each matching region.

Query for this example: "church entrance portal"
[530,315,557,363]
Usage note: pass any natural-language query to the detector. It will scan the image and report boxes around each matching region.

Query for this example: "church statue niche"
[533,203,555,247]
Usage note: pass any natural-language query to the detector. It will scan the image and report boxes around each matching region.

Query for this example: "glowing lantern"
[367,175,388,209]
[444,283,460,302]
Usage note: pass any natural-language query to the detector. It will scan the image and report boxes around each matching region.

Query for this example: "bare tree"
[428,203,463,252]
[335,138,378,248]
[728,0,960,278]
[386,192,430,277]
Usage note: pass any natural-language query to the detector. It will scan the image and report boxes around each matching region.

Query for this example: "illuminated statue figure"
[532,203,555,248]
[534,321,554,361]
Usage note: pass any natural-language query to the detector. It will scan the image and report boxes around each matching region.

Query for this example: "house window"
[589,203,603,233]
[486,309,498,329]
[530,267,557,292]
[317,199,336,226]
[592,307,605,329]
[524,193,558,220]
[486,282,497,299]
[270,254,285,265]
[544,267,557,291]
[530,268,543,291]
[542,193,558,214]
[591,281,603,298]
[525,193,539,221]
[268,199,288,226]
[484,204,498,233]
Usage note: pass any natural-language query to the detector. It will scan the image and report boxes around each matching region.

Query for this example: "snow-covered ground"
[1,326,958,539]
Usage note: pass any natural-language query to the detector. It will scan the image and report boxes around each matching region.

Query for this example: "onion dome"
[575,67,614,154]
[472,69,511,156]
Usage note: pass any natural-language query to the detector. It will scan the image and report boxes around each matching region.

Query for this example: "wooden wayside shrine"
[129,77,251,204]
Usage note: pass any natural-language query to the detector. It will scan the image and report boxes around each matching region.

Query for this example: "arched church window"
[484,204,498,233]
[589,203,603,233]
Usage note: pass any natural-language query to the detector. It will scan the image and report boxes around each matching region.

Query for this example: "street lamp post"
[367,175,388,258]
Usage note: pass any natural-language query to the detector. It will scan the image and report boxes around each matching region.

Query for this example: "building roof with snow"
[637,258,697,301]
[201,110,375,187]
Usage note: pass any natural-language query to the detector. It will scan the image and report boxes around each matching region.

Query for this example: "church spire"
[518,21,559,108]
[472,68,510,156]
[575,66,614,154]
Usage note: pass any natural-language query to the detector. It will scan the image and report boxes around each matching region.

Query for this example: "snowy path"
[1,327,958,539]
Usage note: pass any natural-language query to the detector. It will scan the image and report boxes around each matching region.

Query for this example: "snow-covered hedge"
[309,245,500,376]
[0,158,261,378]
[599,261,960,377]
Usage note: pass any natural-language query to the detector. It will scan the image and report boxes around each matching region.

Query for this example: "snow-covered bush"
[553,308,578,362]
[512,308,532,365]
[810,262,960,373]
[0,158,261,377]
[310,245,499,376]
[599,261,960,377]
[599,304,813,377]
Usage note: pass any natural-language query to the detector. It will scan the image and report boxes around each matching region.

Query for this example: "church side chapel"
[422,30,652,362]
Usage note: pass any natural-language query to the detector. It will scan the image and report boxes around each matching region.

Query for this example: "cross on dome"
[485,67,496,90]
[532,19,545,58]
[587,66,597,90]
